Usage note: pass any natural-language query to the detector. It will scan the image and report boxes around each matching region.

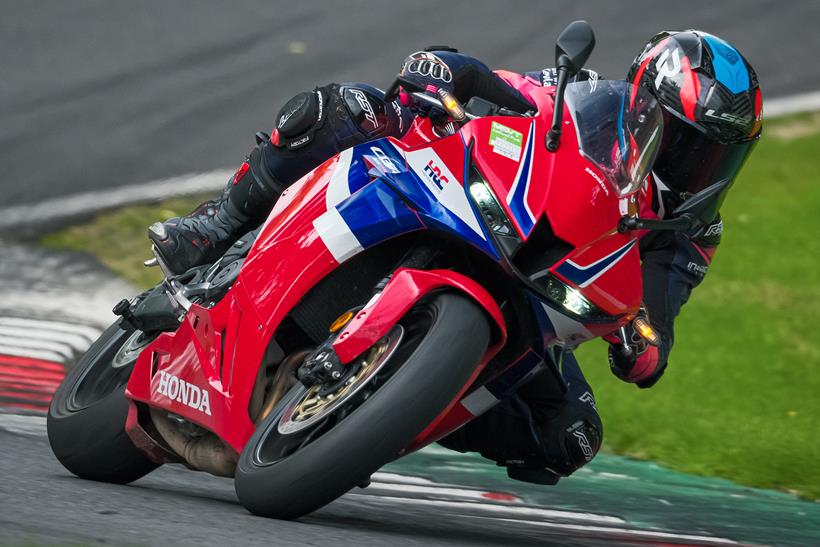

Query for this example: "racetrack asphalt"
[1,0,818,210]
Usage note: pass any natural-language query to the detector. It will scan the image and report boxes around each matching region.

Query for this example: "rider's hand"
[604,324,666,388]
[398,50,456,118]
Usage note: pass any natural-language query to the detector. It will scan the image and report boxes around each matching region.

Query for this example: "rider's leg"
[437,351,602,484]
[149,83,411,275]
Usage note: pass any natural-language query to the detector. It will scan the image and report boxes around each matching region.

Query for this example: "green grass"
[578,112,820,499]
[41,194,213,289]
[40,114,820,498]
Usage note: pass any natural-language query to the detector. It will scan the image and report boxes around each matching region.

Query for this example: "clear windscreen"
[564,80,664,196]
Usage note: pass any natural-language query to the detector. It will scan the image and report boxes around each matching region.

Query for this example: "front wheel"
[235,292,490,519]
[47,321,159,484]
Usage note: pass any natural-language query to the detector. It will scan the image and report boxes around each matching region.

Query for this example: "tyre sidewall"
[47,321,158,484]
[235,293,490,519]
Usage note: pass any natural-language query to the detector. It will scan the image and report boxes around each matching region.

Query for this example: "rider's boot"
[148,145,284,275]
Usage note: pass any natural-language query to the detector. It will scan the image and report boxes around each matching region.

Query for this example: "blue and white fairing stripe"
[554,239,636,288]
[506,121,537,236]
[314,138,498,262]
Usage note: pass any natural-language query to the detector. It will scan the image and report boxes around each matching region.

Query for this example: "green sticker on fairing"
[489,121,523,161]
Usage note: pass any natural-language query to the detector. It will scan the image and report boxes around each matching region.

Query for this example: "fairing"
[126,78,655,456]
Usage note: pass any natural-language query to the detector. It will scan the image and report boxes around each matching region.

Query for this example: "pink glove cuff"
[626,345,660,383]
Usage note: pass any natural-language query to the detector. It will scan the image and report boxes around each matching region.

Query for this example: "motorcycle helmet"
[627,30,762,207]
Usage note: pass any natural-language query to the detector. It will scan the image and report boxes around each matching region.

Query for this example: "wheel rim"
[252,309,435,467]
[277,325,404,434]
[69,327,155,411]
[112,330,155,368]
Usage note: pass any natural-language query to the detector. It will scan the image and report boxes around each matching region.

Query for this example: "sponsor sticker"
[489,122,523,161]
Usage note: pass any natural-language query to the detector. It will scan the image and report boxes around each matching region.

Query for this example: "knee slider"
[274,89,327,150]
[541,404,602,477]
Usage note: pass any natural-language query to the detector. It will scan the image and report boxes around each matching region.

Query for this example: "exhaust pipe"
[150,408,237,477]
[150,349,309,476]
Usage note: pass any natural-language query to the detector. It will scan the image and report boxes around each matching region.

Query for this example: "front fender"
[331,267,507,364]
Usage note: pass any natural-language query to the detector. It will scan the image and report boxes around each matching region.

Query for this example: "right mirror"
[672,178,734,225]
[555,20,596,75]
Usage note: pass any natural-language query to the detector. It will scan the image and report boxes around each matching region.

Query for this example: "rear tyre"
[47,321,159,484]
[235,292,491,519]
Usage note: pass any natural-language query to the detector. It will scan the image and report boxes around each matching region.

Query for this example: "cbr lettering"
[370,146,400,174]
[423,159,449,190]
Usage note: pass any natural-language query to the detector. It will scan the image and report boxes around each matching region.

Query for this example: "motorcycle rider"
[148,31,762,484]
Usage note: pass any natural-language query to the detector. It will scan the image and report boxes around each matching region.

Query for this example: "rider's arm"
[400,49,536,113]
[608,217,722,388]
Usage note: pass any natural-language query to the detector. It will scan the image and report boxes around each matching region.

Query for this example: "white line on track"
[0,169,233,230]
[363,481,526,505]
[352,493,625,525]
[764,90,820,117]
[0,317,102,341]
[0,326,94,352]
[0,413,47,437]
[0,337,76,360]
[0,344,67,363]
[467,515,742,546]
[0,91,815,232]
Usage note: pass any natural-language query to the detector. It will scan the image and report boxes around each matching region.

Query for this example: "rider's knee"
[540,402,603,477]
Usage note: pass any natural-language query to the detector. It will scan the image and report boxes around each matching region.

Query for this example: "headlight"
[468,176,522,256]
[469,180,515,236]
[542,274,609,319]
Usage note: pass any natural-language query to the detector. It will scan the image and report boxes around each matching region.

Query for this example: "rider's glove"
[603,324,666,388]
[398,50,456,118]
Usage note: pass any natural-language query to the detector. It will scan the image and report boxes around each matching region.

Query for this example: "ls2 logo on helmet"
[654,48,681,88]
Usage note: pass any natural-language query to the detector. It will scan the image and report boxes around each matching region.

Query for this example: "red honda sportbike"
[48,22,723,519]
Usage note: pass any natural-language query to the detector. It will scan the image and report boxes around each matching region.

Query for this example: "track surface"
[5,415,819,547]
[2,0,819,209]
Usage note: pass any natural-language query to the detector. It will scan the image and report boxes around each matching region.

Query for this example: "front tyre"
[235,292,490,519]
[47,321,159,484]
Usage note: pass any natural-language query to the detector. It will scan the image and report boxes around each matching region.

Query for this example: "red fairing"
[332,268,507,363]
[127,154,351,451]
[124,71,653,461]
[461,87,643,318]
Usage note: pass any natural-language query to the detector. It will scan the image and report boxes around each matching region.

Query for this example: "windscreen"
[564,80,663,196]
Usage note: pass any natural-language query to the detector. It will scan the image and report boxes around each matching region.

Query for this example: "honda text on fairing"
[46,21,722,519]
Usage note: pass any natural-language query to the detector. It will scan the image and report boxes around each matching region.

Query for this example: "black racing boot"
[148,146,283,275]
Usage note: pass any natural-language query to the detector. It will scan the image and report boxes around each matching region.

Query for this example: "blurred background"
[1,2,818,546]
[2,0,819,206]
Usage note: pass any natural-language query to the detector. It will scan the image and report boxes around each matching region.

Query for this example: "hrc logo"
[423,159,449,190]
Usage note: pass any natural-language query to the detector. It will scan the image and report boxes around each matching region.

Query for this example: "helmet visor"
[654,109,758,197]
